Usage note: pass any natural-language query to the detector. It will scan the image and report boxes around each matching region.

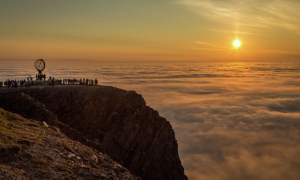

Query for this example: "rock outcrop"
[0,86,188,180]
[0,108,139,180]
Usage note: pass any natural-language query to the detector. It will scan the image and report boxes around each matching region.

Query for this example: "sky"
[1,0,300,62]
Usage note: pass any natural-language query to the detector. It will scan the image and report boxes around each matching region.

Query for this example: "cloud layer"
[113,62,300,180]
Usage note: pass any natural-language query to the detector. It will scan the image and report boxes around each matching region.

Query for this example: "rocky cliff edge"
[0,86,188,180]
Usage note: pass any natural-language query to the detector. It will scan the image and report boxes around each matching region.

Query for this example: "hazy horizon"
[1,59,300,63]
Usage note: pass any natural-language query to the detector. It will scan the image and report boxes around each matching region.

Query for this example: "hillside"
[0,108,139,180]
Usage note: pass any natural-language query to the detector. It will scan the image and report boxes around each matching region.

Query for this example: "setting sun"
[233,40,241,48]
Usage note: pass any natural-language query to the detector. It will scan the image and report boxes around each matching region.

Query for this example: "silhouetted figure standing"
[8,80,11,89]
[48,78,51,86]
[52,77,55,86]
[27,77,30,88]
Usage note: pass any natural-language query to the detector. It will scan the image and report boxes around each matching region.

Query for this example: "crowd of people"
[48,77,98,86]
[0,78,34,89]
[0,76,99,89]
[49,77,99,86]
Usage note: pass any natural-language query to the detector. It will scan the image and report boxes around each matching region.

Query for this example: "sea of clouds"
[1,60,300,180]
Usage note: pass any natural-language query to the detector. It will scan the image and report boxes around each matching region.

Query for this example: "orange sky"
[0,0,300,62]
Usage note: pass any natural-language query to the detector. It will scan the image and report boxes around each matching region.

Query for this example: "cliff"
[0,108,139,180]
[0,86,188,180]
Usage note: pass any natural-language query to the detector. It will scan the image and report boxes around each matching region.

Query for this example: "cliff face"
[0,108,139,180]
[0,86,188,180]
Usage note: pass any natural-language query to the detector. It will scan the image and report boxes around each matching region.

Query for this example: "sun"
[233,40,241,48]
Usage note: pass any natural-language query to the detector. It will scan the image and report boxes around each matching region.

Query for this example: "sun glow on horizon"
[233,40,241,49]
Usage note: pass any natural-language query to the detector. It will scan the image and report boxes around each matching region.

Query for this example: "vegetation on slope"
[0,108,139,180]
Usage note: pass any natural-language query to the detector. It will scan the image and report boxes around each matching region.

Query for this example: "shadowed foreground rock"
[0,108,139,180]
[0,86,188,180]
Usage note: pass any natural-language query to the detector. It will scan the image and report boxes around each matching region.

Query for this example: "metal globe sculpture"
[34,59,46,72]
[34,59,46,80]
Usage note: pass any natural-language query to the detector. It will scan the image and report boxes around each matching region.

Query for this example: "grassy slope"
[0,109,24,155]
[0,108,139,180]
